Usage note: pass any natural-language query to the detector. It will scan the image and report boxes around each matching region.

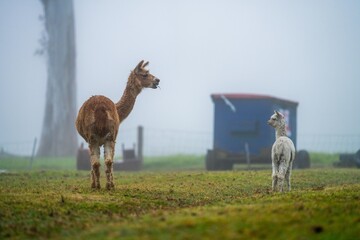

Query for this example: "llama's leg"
[104,140,115,190]
[89,144,101,189]
[285,161,293,191]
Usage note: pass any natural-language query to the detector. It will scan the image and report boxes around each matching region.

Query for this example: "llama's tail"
[93,104,109,137]
[95,104,107,121]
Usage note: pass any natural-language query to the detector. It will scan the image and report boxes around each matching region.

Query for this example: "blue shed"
[206,93,299,170]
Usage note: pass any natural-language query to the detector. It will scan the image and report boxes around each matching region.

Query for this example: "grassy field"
[0,152,341,172]
[0,165,359,239]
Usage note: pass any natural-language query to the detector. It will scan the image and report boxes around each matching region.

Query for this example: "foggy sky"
[0,0,359,154]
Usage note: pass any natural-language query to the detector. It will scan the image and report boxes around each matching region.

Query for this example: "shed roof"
[211,93,299,106]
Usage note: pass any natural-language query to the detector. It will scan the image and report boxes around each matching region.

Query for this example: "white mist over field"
[0,0,359,155]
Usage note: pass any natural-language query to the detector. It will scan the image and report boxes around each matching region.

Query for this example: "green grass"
[0,155,205,172]
[309,152,339,168]
[143,154,204,171]
[0,157,76,171]
[0,169,359,239]
[0,152,344,172]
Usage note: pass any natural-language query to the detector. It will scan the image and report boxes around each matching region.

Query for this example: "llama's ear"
[135,60,144,73]
[142,61,149,68]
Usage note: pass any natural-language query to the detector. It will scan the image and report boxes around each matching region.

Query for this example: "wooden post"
[29,138,37,169]
[245,142,251,169]
[137,126,143,162]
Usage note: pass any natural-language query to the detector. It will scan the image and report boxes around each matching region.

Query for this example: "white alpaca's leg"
[89,144,101,189]
[272,162,278,191]
[285,161,293,191]
[278,159,288,192]
[104,141,115,190]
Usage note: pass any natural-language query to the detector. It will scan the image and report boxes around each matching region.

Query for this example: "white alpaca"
[268,111,296,192]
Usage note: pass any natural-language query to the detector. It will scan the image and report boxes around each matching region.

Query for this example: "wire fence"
[113,127,212,157]
[297,134,360,154]
[116,128,360,156]
[1,128,360,157]
[0,140,36,157]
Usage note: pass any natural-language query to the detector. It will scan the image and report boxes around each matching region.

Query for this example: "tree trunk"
[37,0,78,157]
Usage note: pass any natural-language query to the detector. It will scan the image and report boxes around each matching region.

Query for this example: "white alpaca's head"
[267,110,285,129]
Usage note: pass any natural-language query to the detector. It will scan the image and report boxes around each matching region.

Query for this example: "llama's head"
[130,60,160,90]
[267,110,285,129]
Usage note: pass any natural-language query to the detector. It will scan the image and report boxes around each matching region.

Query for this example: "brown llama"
[75,60,160,190]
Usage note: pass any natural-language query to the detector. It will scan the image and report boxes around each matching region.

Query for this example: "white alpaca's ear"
[275,110,284,118]
[135,60,144,74]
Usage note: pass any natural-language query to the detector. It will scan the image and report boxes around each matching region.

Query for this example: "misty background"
[0,0,359,156]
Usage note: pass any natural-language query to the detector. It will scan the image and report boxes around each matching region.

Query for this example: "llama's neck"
[116,74,141,123]
[275,125,287,139]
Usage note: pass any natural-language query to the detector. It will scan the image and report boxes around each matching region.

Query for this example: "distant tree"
[37,0,78,157]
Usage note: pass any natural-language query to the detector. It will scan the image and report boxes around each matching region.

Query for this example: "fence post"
[29,137,37,169]
[137,126,143,162]
[245,142,251,169]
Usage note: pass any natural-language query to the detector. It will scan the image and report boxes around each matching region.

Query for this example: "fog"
[0,0,359,155]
